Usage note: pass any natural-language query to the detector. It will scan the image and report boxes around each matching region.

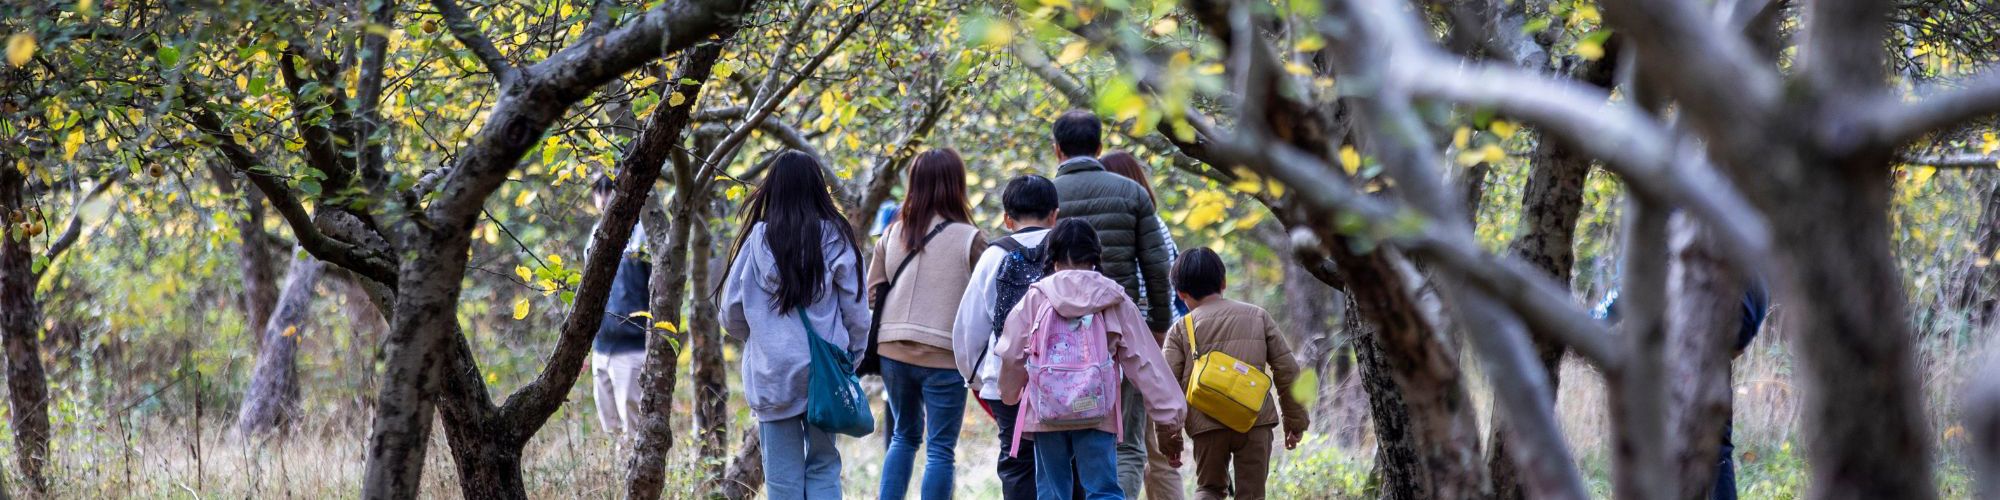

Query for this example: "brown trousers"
[1190,426,1275,500]
[1146,429,1186,499]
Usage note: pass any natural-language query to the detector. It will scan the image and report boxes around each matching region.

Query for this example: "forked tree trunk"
[0,167,50,498]
[1663,215,1746,499]
[235,250,325,435]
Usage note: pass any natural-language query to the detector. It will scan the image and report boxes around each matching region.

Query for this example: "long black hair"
[724,150,861,312]
[1042,219,1102,275]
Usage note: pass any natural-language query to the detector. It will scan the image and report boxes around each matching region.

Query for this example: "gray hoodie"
[721,221,872,422]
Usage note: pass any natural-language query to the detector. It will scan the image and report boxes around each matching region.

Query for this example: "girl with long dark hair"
[720,150,869,499]
[865,148,987,499]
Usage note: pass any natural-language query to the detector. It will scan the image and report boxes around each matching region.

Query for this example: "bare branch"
[1870,71,2000,146]
[1898,152,2000,169]
[1593,0,1782,138]
[41,171,121,266]
[1609,197,1672,500]
[423,0,758,232]
[694,0,884,182]
[1370,36,1773,277]
[432,0,517,86]
[184,105,399,287]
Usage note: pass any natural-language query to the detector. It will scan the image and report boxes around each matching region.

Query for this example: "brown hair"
[898,148,974,252]
[1099,151,1156,205]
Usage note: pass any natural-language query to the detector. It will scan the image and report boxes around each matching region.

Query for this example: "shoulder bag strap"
[883,221,954,299]
[1184,314,1199,356]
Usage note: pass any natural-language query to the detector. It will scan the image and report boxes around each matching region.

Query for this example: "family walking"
[600,110,1311,499]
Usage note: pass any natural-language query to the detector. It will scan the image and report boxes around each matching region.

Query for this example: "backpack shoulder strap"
[1183,314,1197,356]
[994,235,1026,254]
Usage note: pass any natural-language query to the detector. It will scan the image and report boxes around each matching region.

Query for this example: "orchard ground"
[17,327,1985,499]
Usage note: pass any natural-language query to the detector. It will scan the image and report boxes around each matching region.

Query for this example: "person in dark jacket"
[1596,280,1769,500]
[1047,110,1177,496]
[588,177,652,434]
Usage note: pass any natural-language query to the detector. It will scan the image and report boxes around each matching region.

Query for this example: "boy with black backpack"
[953,175,1060,499]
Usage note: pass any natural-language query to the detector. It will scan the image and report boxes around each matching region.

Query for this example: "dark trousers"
[986,398,1039,500]
[1712,423,1736,500]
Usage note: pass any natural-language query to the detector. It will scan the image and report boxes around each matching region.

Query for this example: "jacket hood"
[1031,270,1130,317]
[750,220,854,294]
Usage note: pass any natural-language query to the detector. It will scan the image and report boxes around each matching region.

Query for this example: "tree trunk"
[235,250,326,435]
[1774,150,1934,500]
[209,166,281,346]
[1663,215,1745,500]
[0,167,50,498]
[621,34,736,496]
[624,183,694,498]
[1330,246,1484,500]
[1345,298,1421,500]
[1487,134,1593,500]
[721,430,764,500]
[689,204,729,478]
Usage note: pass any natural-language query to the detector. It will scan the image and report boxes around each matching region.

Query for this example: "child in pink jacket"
[996,219,1186,499]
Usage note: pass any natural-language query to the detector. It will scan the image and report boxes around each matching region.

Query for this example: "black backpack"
[969,231,1046,380]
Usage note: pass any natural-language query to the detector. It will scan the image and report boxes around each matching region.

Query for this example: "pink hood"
[1031,270,1132,318]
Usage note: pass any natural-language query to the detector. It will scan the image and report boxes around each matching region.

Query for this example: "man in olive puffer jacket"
[1047,110,1178,496]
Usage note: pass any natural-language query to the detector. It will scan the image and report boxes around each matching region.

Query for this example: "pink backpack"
[1010,301,1119,457]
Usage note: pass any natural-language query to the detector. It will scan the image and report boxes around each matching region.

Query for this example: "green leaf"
[156,44,180,68]
[1521,17,1551,35]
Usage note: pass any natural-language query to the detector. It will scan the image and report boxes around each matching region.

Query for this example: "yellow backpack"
[1182,314,1271,433]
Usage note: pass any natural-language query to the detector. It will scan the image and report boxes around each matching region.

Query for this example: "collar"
[1011,226,1048,235]
[1055,156,1104,176]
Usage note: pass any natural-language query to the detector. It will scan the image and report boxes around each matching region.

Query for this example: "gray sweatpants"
[1119,381,1149,496]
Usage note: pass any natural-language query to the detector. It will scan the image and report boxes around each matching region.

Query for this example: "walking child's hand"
[1284,428,1304,450]
[1159,433,1184,468]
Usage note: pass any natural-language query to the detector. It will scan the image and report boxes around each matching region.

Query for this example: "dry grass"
[11,326,1989,499]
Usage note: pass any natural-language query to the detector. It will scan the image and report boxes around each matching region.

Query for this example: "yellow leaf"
[514,266,533,281]
[668,92,687,107]
[725,184,746,201]
[547,254,563,266]
[1230,176,1264,195]
[1055,41,1089,66]
[486,372,499,384]
[628,310,653,319]
[1150,18,1179,36]
[977,21,1015,48]
[655,320,680,333]
[1185,201,1227,231]
[1452,127,1470,150]
[1294,36,1325,53]
[1234,209,1266,231]
[282,325,299,338]
[5,32,34,68]
[513,189,533,207]
[1576,40,1604,61]
[1284,62,1312,76]
[1982,132,1996,155]
[1491,121,1519,140]
[1910,166,1936,186]
[1480,144,1506,163]
[513,298,531,320]
[1338,145,1361,174]
[62,129,83,161]
[1198,63,1226,75]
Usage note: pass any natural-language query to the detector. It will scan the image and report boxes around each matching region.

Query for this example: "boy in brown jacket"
[1156,248,1308,500]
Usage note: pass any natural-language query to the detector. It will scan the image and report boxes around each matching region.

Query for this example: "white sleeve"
[953,247,1005,379]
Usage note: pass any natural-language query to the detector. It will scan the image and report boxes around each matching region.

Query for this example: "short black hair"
[1043,219,1102,273]
[1172,247,1226,299]
[592,175,616,196]
[1051,110,1102,158]
[1002,175,1059,220]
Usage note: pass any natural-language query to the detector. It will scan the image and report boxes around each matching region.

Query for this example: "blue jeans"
[879,358,968,500]
[760,416,843,499]
[1034,429,1124,500]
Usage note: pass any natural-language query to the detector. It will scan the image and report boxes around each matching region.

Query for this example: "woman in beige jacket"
[866,148,986,500]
